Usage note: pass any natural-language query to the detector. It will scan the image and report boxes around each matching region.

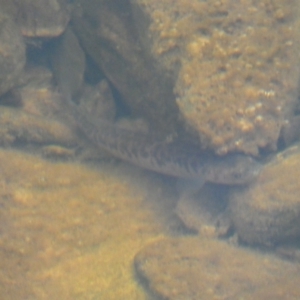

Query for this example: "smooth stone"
[229,144,300,246]
[134,237,300,300]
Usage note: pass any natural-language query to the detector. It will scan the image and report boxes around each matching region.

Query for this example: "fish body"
[67,99,261,185]
[53,24,260,186]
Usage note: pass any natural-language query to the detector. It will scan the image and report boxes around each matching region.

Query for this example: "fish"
[66,98,261,186]
[51,25,260,187]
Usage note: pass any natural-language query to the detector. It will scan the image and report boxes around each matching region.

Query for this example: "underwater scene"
[0,0,300,299]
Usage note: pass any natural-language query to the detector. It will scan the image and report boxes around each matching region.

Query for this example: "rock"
[0,65,119,161]
[0,105,76,146]
[135,237,300,300]
[0,11,25,96]
[52,26,86,100]
[0,67,77,147]
[131,0,300,155]
[15,0,71,37]
[71,0,185,137]
[229,144,300,245]
[175,184,230,237]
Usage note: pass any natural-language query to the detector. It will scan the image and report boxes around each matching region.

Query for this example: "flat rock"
[135,237,300,300]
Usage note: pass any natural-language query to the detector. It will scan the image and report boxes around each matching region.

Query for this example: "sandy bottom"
[0,148,177,299]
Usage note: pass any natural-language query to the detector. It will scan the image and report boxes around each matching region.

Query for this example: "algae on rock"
[132,0,300,155]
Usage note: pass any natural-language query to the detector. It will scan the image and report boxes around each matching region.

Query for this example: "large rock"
[131,0,300,155]
[71,0,185,137]
[135,237,300,300]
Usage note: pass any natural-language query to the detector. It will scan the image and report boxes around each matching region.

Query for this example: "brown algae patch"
[0,149,164,299]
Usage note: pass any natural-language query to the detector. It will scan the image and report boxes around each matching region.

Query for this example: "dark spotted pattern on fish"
[67,99,261,185]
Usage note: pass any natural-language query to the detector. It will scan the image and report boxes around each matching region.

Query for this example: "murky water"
[0,149,177,299]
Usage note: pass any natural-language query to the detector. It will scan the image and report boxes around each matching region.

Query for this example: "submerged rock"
[230,144,300,246]
[131,0,300,155]
[135,237,300,300]
[15,0,71,37]
[0,11,25,97]
[52,27,85,100]
[71,0,184,137]
[0,67,77,147]
[51,25,117,122]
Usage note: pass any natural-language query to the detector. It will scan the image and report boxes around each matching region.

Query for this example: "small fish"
[66,98,261,186]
